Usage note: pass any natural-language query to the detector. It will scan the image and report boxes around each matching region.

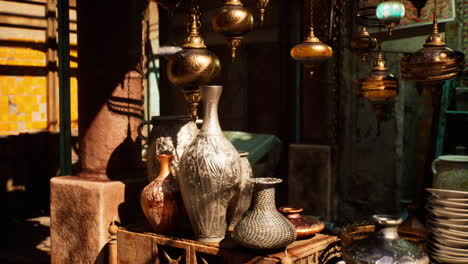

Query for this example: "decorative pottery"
[167,5,221,119]
[278,206,325,240]
[375,1,405,35]
[343,215,429,264]
[290,27,333,77]
[178,85,241,243]
[432,155,468,192]
[232,178,296,250]
[137,115,198,181]
[140,154,185,234]
[351,27,377,62]
[229,151,253,230]
[212,0,254,61]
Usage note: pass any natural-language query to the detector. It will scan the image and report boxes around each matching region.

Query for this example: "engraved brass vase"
[212,0,254,61]
[178,85,241,243]
[140,154,185,234]
[290,27,333,76]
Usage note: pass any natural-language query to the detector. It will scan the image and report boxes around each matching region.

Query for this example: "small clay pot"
[278,206,325,240]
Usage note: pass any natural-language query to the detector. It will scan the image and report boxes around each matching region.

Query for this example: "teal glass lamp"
[376,1,405,35]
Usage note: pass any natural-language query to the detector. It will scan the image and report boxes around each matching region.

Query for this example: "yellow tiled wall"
[0,46,78,136]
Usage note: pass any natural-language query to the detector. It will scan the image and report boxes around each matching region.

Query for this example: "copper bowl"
[278,206,325,240]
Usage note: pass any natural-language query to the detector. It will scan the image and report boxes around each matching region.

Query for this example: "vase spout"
[200,85,223,135]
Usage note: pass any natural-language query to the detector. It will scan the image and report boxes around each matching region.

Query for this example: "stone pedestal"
[50,176,145,264]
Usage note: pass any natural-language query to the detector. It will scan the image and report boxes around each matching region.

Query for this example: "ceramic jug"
[137,115,198,181]
[432,155,468,191]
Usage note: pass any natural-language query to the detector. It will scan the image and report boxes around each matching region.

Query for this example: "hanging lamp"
[167,2,221,120]
[257,0,270,26]
[400,0,464,87]
[357,48,398,119]
[375,1,405,36]
[290,0,333,77]
[351,27,378,62]
[212,0,254,62]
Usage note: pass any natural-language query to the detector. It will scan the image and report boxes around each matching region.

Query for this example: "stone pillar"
[50,0,148,263]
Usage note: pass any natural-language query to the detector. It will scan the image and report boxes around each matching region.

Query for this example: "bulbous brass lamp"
[257,0,269,26]
[357,51,398,119]
[290,27,333,77]
[400,0,464,87]
[212,0,254,62]
[167,6,221,119]
[351,27,378,62]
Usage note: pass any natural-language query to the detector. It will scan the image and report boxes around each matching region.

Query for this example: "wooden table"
[117,225,342,264]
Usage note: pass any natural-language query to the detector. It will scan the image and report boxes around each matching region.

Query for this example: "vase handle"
[137,120,152,142]
[432,158,441,175]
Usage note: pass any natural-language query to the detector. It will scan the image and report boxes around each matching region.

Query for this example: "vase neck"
[252,184,277,211]
[374,226,399,240]
[156,154,174,180]
[200,85,223,135]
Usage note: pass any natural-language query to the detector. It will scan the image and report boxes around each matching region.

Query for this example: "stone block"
[288,144,335,220]
[50,176,145,264]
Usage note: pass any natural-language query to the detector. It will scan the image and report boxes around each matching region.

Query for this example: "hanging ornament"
[290,0,333,77]
[257,0,270,26]
[167,3,221,120]
[400,0,464,87]
[357,50,398,120]
[376,1,405,36]
[351,27,378,62]
[212,0,254,62]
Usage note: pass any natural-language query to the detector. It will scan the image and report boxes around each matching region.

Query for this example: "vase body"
[343,215,429,264]
[232,178,296,250]
[137,115,198,181]
[229,151,253,230]
[178,85,241,243]
[140,154,185,234]
[432,155,468,191]
[278,206,325,240]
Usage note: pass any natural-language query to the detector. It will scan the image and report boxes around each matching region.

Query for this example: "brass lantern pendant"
[357,51,398,119]
[351,27,378,62]
[257,0,270,26]
[167,6,221,120]
[212,0,254,62]
[290,27,333,77]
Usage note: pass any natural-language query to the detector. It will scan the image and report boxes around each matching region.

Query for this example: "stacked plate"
[426,188,468,264]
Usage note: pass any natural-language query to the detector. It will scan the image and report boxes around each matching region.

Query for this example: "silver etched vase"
[229,151,253,230]
[232,178,297,250]
[178,85,241,243]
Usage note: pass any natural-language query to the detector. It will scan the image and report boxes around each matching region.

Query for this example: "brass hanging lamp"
[212,0,254,62]
[257,0,269,26]
[400,0,464,87]
[167,3,221,120]
[351,26,378,62]
[290,0,333,77]
[357,48,398,119]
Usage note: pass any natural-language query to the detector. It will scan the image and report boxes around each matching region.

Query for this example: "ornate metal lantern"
[212,0,254,62]
[351,27,378,62]
[290,0,333,76]
[167,5,221,119]
[357,51,398,119]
